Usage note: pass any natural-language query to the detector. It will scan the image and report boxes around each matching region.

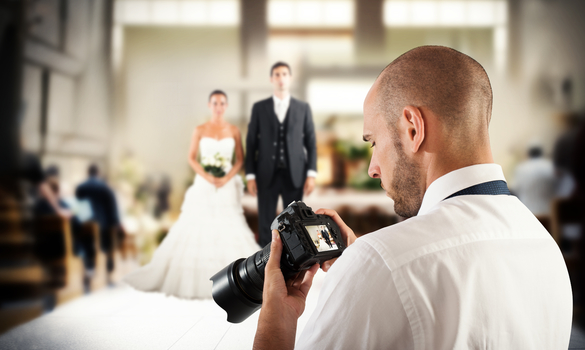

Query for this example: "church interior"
[1,0,585,348]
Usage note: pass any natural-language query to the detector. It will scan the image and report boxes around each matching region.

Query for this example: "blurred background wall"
[11,0,585,209]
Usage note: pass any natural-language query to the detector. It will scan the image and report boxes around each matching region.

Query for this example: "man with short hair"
[513,145,556,216]
[245,62,317,247]
[76,164,124,274]
[253,46,572,349]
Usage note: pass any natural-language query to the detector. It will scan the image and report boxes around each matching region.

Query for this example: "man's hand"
[247,179,258,196]
[303,177,315,196]
[314,208,357,272]
[253,230,319,350]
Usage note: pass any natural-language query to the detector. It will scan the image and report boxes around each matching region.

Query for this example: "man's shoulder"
[76,180,91,190]
[77,179,109,191]
[290,97,309,109]
[252,97,272,108]
[357,196,549,270]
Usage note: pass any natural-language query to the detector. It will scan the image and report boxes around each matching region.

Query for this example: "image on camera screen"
[305,225,338,252]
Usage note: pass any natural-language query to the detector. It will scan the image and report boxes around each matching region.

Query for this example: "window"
[384,0,508,70]
[114,0,239,26]
[268,0,353,28]
[383,0,507,27]
[308,80,372,114]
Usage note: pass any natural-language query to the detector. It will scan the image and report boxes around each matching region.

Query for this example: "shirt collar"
[417,163,507,216]
[273,94,291,106]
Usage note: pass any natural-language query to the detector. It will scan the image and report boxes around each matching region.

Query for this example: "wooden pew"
[34,216,84,305]
[0,193,46,334]
[109,227,139,283]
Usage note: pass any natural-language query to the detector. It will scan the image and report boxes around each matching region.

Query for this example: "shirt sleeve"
[296,239,413,350]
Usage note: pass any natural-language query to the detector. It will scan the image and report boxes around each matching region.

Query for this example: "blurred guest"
[513,146,556,216]
[154,175,171,219]
[571,120,585,199]
[568,119,585,323]
[18,152,71,219]
[76,164,124,274]
[33,165,67,215]
[34,165,95,277]
[553,113,582,197]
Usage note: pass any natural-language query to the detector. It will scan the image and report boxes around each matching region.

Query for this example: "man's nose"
[368,159,380,179]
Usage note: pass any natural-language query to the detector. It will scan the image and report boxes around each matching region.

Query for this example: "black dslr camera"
[210,201,346,323]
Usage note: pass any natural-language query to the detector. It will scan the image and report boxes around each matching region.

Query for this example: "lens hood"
[210,258,262,323]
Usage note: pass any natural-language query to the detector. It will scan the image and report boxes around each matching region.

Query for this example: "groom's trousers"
[257,168,304,247]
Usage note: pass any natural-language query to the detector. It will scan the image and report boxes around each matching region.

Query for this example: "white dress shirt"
[296,164,572,350]
[246,95,316,181]
[273,94,291,124]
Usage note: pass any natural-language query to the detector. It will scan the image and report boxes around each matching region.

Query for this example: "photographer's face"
[363,87,424,218]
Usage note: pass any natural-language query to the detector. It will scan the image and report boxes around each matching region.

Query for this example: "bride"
[124,90,260,299]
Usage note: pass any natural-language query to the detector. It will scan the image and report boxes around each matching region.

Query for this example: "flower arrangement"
[201,153,228,178]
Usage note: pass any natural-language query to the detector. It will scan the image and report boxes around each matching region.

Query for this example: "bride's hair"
[209,90,228,102]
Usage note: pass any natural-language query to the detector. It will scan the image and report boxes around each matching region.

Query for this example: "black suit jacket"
[245,97,317,189]
[75,178,120,232]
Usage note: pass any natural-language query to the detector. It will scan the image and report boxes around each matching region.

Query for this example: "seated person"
[253,46,572,349]
[33,166,69,216]
[34,166,95,273]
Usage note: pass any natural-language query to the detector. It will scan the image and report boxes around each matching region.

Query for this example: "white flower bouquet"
[201,153,228,178]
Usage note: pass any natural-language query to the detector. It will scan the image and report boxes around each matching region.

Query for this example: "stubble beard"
[390,136,424,218]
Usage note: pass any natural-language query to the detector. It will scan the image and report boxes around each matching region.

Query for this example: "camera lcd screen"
[304,225,339,252]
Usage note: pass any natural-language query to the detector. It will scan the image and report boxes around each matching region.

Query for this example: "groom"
[245,62,317,247]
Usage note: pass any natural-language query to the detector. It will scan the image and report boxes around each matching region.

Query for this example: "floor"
[1,269,584,349]
[0,270,327,350]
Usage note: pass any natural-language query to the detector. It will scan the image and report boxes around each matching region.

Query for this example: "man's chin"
[381,183,393,199]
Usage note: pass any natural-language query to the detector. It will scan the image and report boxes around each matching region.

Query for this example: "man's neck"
[273,91,289,100]
[424,150,495,191]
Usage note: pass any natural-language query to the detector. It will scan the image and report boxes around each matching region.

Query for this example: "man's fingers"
[320,258,338,272]
[265,230,282,274]
[315,208,342,223]
[315,208,356,246]
[298,263,319,297]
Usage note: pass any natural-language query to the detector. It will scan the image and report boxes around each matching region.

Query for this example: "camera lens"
[210,244,271,323]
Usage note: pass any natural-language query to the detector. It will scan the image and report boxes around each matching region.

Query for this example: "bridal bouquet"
[202,153,227,178]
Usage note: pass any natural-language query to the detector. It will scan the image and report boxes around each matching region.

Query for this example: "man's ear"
[401,106,425,153]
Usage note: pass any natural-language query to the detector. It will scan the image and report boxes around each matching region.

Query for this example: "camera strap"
[443,180,512,201]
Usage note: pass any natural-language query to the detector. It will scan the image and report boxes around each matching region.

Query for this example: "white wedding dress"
[124,137,260,299]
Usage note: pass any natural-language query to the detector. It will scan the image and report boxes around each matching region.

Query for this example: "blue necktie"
[444,180,511,201]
